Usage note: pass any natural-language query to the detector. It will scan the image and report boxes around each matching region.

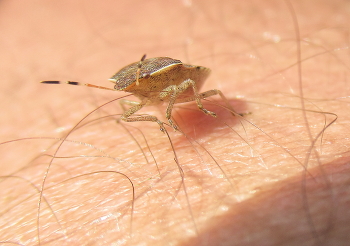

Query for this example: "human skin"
[1,0,350,245]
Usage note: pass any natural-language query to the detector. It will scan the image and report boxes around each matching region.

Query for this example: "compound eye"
[142,73,150,79]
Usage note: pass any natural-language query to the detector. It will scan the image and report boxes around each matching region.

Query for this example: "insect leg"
[175,89,238,116]
[161,79,217,130]
[120,101,165,131]
[119,99,141,112]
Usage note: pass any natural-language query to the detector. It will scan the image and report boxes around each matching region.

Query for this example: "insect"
[41,55,236,131]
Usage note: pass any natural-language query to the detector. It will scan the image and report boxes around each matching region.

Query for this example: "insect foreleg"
[119,101,165,131]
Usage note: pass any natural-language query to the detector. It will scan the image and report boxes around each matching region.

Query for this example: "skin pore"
[1,0,350,245]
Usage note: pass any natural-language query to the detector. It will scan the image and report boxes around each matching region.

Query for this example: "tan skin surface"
[1,0,350,245]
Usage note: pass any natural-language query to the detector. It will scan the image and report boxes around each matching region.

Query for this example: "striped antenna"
[40,81,115,91]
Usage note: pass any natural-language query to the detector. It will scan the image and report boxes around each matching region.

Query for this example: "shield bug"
[41,55,236,131]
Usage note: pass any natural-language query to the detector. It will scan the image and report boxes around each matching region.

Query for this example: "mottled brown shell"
[110,57,182,90]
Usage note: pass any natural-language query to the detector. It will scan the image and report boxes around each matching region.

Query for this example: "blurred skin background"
[0,0,350,245]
